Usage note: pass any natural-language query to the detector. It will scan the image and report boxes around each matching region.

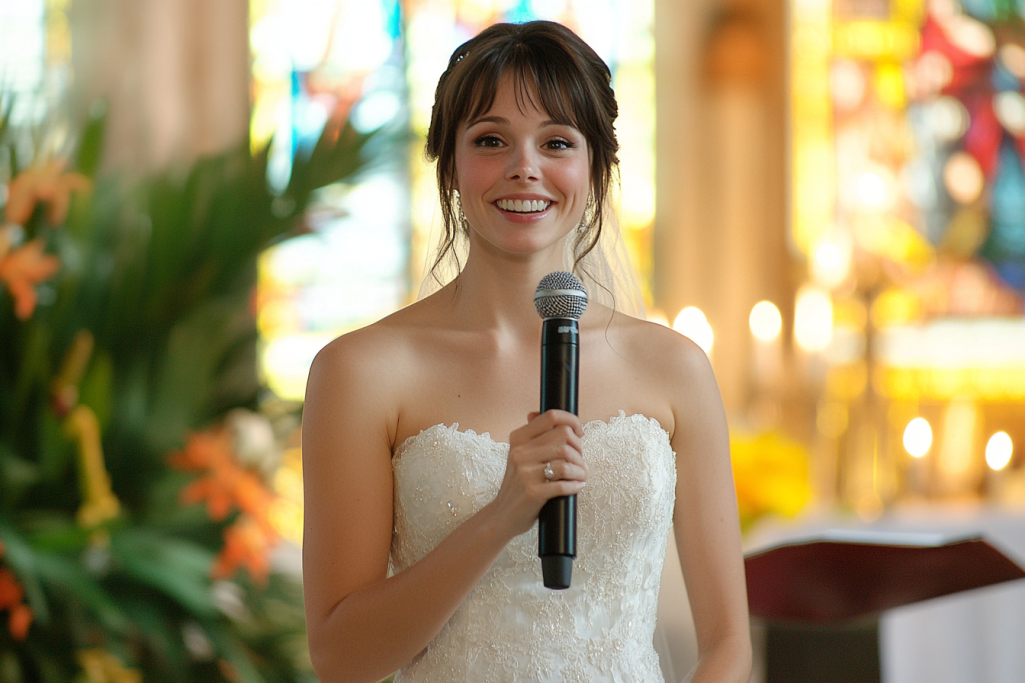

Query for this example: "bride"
[301,20,751,683]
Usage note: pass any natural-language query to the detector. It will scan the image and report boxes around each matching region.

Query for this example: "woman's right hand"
[485,409,588,538]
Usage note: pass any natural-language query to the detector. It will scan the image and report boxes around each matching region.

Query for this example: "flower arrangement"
[0,95,386,681]
[730,429,812,533]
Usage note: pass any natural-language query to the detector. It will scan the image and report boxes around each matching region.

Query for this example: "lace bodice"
[391,412,677,682]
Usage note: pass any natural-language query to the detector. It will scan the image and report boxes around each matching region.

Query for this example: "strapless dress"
[390,411,677,683]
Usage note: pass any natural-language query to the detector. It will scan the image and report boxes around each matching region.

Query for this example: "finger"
[527,411,540,421]
[511,409,582,444]
[542,460,587,483]
[546,480,586,498]
[532,409,583,437]
[535,431,584,463]
[543,409,584,437]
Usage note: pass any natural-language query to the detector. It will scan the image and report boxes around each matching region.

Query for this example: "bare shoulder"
[599,307,715,386]
[588,306,722,439]
[305,300,435,449]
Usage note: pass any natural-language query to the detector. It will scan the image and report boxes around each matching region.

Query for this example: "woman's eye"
[474,135,502,148]
[546,138,573,150]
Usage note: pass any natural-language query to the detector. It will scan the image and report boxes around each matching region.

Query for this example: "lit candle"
[749,300,783,390]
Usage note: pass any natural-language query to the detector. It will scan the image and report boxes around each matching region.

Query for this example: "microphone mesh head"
[534,271,588,320]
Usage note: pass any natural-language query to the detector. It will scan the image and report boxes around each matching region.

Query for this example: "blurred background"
[1,0,1024,681]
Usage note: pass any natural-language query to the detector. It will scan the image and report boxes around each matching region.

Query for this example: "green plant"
[0,96,387,682]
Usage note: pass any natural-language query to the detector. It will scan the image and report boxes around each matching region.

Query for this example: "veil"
[415,202,646,320]
[571,207,646,319]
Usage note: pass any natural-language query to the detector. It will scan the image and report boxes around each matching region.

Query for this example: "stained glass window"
[0,0,72,147]
[791,0,1025,506]
[251,0,409,401]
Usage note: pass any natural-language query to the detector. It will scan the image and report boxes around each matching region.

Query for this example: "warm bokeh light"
[914,51,953,96]
[749,301,783,342]
[646,309,670,327]
[674,307,714,356]
[875,320,1025,401]
[815,242,842,270]
[873,62,906,110]
[794,286,833,352]
[1000,43,1025,78]
[812,239,851,288]
[943,152,984,204]
[856,169,894,209]
[928,96,969,142]
[993,91,1025,136]
[831,60,865,111]
[986,432,1013,471]
[943,13,995,59]
[903,417,933,458]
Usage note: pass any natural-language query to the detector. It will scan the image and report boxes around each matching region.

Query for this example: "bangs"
[459,44,582,129]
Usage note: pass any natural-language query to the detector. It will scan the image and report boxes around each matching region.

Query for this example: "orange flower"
[0,239,61,319]
[4,159,91,226]
[0,566,33,641]
[0,568,23,605]
[169,429,278,530]
[8,603,32,640]
[211,517,277,586]
[170,427,282,583]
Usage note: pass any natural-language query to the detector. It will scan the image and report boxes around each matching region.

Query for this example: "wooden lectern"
[745,530,1025,683]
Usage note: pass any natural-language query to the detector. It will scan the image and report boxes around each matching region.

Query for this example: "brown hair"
[425,20,619,283]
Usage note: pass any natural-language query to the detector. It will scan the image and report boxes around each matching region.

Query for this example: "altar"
[655,506,1025,683]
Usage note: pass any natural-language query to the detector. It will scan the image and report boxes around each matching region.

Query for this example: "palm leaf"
[108,529,217,619]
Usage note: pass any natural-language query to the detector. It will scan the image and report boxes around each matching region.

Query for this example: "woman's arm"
[301,332,586,683]
[665,335,752,683]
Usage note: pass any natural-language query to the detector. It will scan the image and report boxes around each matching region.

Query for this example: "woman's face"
[454,75,590,262]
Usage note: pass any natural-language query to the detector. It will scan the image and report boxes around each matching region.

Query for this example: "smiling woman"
[453,74,591,261]
[300,21,751,683]
[426,21,619,286]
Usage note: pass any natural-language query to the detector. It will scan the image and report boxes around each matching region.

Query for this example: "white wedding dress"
[390,412,677,682]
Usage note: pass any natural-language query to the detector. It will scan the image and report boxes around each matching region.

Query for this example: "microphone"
[533,271,588,590]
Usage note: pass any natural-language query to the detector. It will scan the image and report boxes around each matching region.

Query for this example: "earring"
[455,193,470,233]
[579,193,596,232]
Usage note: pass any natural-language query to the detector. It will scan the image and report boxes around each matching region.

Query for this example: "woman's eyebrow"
[465,116,574,129]
[540,119,574,128]
[466,115,508,127]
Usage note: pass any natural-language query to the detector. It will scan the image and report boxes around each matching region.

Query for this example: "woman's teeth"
[496,199,550,213]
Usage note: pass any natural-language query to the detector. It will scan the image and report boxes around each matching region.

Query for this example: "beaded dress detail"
[391,412,676,683]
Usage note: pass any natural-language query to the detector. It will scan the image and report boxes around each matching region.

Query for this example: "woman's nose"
[505,145,540,182]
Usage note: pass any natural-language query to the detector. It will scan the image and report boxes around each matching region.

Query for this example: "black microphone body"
[533,271,588,590]
[538,318,579,589]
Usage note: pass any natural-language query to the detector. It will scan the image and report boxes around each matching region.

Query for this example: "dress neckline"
[393,411,669,459]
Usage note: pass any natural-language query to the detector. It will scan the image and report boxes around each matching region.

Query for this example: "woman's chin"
[471,233,571,264]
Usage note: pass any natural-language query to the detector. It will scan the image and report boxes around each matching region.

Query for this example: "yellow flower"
[77,649,141,683]
[65,405,122,528]
[730,430,811,532]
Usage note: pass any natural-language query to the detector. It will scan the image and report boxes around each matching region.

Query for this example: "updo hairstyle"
[425,21,619,282]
